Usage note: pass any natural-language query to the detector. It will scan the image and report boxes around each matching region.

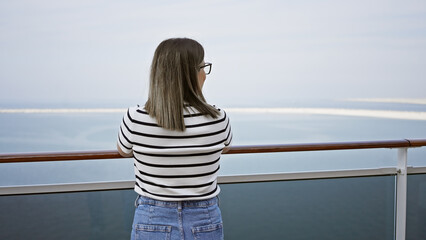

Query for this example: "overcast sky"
[1,0,425,107]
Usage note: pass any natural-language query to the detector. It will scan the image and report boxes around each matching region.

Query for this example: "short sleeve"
[117,108,134,155]
[223,110,233,147]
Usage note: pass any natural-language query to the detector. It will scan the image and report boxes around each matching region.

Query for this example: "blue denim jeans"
[131,195,224,240]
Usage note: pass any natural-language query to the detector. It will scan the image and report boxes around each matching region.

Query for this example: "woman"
[117,38,232,240]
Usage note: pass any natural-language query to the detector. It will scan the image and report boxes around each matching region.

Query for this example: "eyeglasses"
[200,62,212,75]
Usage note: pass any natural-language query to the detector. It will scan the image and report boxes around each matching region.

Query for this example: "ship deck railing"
[1,138,425,240]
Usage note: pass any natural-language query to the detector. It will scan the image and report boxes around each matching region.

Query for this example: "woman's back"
[118,105,232,201]
[118,37,231,240]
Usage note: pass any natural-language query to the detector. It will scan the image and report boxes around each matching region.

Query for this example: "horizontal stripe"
[118,133,132,150]
[135,164,220,178]
[136,182,218,199]
[135,109,148,115]
[128,137,229,150]
[123,117,230,139]
[128,109,227,129]
[183,113,207,118]
[136,175,215,189]
[136,109,207,118]
[127,110,158,127]
[224,126,233,146]
[186,112,227,128]
[134,148,223,157]
[134,156,220,168]
[225,135,233,147]
[119,126,133,146]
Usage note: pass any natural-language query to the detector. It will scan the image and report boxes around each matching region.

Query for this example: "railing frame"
[396,148,408,240]
[1,139,426,240]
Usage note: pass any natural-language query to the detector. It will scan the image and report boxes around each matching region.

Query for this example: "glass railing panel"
[0,189,137,240]
[407,173,426,240]
[0,175,395,240]
[220,175,395,240]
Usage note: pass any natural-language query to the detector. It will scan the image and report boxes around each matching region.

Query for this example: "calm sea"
[1,99,425,186]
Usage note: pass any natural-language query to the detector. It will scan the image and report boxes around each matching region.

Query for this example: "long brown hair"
[145,38,219,131]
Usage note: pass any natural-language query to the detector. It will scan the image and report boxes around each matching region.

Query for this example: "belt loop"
[178,201,182,212]
[134,195,140,207]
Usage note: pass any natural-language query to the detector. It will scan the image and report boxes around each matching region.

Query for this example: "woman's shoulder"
[125,105,150,119]
[185,103,228,117]
[210,104,229,117]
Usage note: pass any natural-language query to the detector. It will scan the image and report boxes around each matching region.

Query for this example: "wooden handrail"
[0,139,425,164]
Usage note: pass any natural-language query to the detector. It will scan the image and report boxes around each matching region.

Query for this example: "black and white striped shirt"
[117,105,232,201]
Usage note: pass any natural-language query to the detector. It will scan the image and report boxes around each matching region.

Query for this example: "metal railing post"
[395,148,407,240]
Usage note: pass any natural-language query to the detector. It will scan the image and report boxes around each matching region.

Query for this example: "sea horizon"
[1,98,425,187]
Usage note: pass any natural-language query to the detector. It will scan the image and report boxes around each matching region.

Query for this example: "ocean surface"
[1,99,425,186]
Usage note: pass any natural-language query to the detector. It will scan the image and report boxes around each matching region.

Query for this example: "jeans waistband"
[135,195,219,208]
